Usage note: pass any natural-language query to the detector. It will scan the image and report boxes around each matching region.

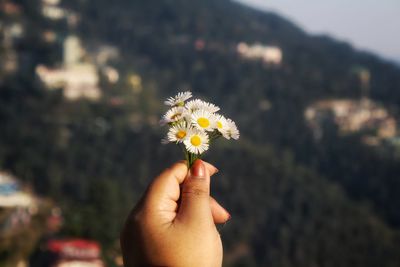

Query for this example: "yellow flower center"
[197,117,210,128]
[190,135,201,146]
[217,121,223,129]
[175,130,186,139]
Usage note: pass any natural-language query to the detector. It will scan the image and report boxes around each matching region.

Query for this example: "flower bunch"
[161,91,239,166]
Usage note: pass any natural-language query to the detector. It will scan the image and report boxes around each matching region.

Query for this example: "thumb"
[177,160,213,226]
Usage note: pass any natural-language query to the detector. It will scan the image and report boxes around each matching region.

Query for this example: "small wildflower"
[161,107,187,125]
[191,109,216,132]
[186,99,220,113]
[184,128,209,154]
[167,124,191,143]
[164,91,192,107]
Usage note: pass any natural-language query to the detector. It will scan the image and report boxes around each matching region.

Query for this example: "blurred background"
[1,0,400,266]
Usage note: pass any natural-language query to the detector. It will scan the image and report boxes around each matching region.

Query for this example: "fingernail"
[191,160,205,177]
[223,208,231,220]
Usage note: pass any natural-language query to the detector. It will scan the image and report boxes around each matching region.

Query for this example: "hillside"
[1,0,400,266]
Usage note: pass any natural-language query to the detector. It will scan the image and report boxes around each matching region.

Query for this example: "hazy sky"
[237,0,400,61]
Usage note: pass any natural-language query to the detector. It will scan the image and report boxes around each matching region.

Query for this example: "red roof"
[47,239,101,260]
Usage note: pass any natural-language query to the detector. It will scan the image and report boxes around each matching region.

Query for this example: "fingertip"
[191,159,206,177]
[203,161,219,176]
[210,197,231,224]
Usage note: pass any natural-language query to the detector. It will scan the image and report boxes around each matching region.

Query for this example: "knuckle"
[182,185,209,198]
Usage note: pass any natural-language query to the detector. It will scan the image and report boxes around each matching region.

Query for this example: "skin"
[120,160,230,267]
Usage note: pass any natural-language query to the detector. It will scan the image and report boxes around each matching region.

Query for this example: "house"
[237,42,282,65]
[36,35,102,101]
[36,64,101,101]
[0,172,34,208]
[45,239,105,267]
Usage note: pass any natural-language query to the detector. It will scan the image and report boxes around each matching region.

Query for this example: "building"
[42,6,65,20]
[0,172,34,208]
[36,35,102,101]
[36,64,101,101]
[43,239,105,267]
[305,99,398,145]
[237,42,282,65]
[64,35,84,66]
[0,172,37,241]
[41,0,66,20]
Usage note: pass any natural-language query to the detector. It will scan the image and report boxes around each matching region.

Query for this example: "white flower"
[160,107,187,125]
[221,118,240,140]
[214,114,229,134]
[184,128,209,154]
[185,99,220,113]
[185,99,202,113]
[191,109,216,132]
[164,91,192,107]
[167,124,190,143]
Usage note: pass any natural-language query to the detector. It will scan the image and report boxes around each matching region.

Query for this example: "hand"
[120,160,230,267]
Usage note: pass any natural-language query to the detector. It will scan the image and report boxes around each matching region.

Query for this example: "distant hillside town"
[305,98,398,146]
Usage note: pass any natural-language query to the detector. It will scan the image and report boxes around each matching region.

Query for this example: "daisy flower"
[185,99,220,113]
[160,107,187,125]
[222,118,240,140]
[191,109,216,132]
[164,91,192,107]
[214,114,229,134]
[184,128,209,154]
[185,99,203,113]
[167,124,190,143]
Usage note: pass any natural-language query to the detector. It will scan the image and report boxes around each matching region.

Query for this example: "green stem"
[186,152,201,168]
[179,145,203,168]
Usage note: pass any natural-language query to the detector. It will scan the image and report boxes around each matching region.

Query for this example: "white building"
[237,42,282,65]
[36,35,102,101]
[41,0,65,20]
[64,35,84,66]
[36,64,101,101]
[0,172,34,208]
[42,6,66,20]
